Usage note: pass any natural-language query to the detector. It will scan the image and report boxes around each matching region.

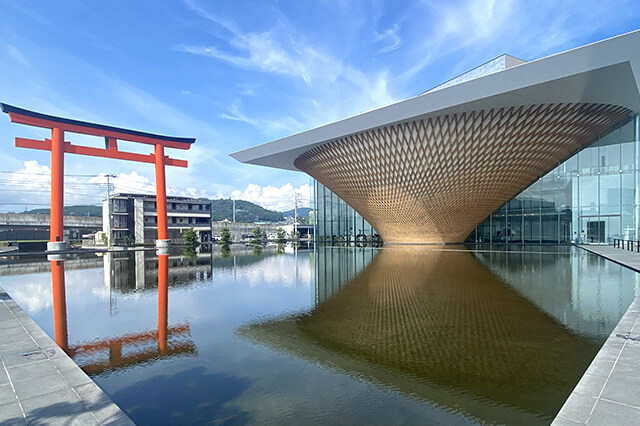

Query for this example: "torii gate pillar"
[49,127,66,251]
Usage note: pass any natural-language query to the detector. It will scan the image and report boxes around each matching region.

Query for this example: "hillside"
[21,200,285,223]
[210,199,283,223]
[23,205,102,217]
[282,207,311,218]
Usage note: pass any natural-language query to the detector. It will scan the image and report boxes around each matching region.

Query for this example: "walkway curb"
[552,245,640,425]
[0,285,134,425]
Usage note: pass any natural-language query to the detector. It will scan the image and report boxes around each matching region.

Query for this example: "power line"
[0,170,102,177]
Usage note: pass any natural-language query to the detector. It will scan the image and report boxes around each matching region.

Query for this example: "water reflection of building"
[241,246,626,425]
[471,246,640,338]
[312,246,378,305]
[103,250,214,292]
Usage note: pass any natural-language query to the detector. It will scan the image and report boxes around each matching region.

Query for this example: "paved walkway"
[0,285,134,425]
[552,245,640,425]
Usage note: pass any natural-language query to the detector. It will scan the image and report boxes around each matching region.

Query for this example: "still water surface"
[0,244,638,424]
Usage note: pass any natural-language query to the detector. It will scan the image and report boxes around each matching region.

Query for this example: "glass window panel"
[620,118,635,143]
[541,213,558,242]
[492,214,507,242]
[579,175,598,207]
[508,214,522,242]
[580,206,598,216]
[598,126,620,147]
[579,145,599,175]
[523,214,541,243]
[621,142,635,171]
[608,216,621,241]
[599,174,620,206]
[622,205,635,239]
[600,204,620,215]
[601,143,621,173]
[564,154,578,175]
[622,172,635,205]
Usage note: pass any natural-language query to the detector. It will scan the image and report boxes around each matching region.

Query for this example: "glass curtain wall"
[472,115,639,244]
[312,180,376,242]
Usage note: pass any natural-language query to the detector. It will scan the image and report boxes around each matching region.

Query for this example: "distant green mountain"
[281,207,311,218]
[211,199,283,223]
[21,200,284,223]
[23,205,102,217]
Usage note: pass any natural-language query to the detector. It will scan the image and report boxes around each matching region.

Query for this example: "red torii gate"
[2,103,195,349]
[1,103,194,251]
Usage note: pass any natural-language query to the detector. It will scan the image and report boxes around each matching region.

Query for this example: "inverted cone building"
[231,31,640,244]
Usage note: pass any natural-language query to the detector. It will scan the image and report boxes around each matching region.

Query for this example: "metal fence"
[613,238,640,252]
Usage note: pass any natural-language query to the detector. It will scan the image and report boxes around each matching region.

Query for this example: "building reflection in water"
[49,252,196,375]
[241,245,638,425]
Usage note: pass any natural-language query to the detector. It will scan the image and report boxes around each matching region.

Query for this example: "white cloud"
[231,183,310,211]
[0,161,308,212]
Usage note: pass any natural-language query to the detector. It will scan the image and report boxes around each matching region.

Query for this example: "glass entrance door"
[586,221,605,243]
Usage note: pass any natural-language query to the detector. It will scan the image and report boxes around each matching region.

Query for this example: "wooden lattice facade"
[294,103,631,243]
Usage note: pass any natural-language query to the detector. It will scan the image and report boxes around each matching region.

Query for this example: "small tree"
[183,228,200,251]
[220,244,231,258]
[218,227,232,245]
[250,226,264,246]
[275,227,287,244]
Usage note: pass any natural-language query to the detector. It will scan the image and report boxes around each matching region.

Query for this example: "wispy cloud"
[220,99,305,137]
[373,24,403,54]
[178,0,399,133]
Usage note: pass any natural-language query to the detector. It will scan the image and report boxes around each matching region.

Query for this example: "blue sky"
[1,0,639,212]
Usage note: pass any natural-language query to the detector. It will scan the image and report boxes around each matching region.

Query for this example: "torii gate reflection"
[1,103,195,358]
[50,255,196,372]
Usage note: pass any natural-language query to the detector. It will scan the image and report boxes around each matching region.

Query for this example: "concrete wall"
[211,222,285,241]
[0,213,102,228]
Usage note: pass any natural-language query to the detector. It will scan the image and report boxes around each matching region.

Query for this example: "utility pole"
[105,174,116,244]
[294,191,302,238]
[232,199,236,223]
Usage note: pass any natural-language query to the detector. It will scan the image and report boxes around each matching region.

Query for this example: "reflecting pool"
[0,244,638,425]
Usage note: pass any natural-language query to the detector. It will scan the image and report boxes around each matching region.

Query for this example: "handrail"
[612,238,640,252]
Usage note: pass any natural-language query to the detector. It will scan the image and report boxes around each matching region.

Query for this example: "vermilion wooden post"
[154,144,169,247]
[51,260,68,350]
[157,254,168,352]
[50,127,65,245]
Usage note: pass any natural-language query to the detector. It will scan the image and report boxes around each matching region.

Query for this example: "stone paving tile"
[0,382,18,406]
[588,399,640,425]
[12,371,70,401]
[571,374,607,399]
[0,364,9,385]
[0,284,133,425]
[7,359,59,383]
[20,388,94,424]
[0,402,27,425]
[555,392,598,424]
[600,360,640,408]
[0,348,48,368]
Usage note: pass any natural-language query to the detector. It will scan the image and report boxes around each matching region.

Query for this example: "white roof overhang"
[230,30,640,171]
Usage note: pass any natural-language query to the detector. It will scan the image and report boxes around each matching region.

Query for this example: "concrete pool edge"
[552,245,640,425]
[0,285,134,425]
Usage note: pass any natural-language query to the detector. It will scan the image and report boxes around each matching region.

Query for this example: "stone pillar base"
[156,239,171,256]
